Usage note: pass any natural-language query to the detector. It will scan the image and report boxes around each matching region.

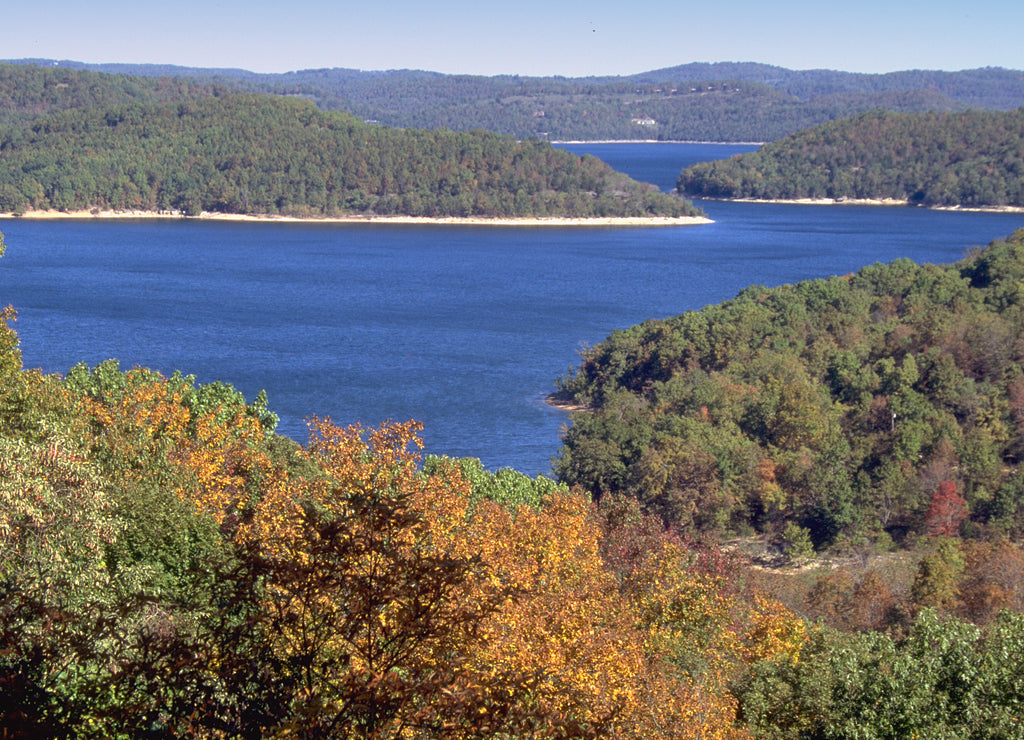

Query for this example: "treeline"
[0,92,698,218]
[677,108,1024,207]
[555,230,1024,556]
[0,62,225,125]
[9,59,1024,142]
[633,63,1024,109]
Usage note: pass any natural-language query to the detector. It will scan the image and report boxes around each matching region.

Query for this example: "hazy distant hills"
[6,59,1024,142]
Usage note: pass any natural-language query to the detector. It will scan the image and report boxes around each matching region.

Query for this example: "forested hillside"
[0,62,224,124]
[555,229,1024,554]
[0,91,698,218]
[676,108,1024,207]
[8,59,1024,142]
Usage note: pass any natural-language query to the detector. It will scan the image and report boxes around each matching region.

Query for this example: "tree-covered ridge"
[677,108,1024,207]
[0,92,699,218]
[633,63,1024,109]
[9,60,1024,142]
[0,62,224,124]
[555,230,1024,553]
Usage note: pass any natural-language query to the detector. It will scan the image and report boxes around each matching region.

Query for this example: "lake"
[1,142,1022,474]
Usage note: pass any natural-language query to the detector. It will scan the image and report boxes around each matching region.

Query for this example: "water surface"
[1,144,1021,473]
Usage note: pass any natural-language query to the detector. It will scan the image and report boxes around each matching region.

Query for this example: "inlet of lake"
[1,142,1022,475]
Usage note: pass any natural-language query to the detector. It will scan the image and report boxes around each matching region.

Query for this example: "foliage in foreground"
[3,223,1024,737]
[1,303,801,738]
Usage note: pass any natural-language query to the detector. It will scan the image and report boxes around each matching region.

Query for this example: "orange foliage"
[632,661,751,740]
[959,539,1024,624]
[172,406,284,537]
[740,593,807,664]
[74,370,191,483]
[72,367,286,533]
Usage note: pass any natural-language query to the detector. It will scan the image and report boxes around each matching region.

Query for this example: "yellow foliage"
[741,594,807,664]
[468,490,647,730]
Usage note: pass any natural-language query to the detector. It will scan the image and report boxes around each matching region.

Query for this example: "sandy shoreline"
[719,197,1024,213]
[544,390,592,413]
[0,209,712,226]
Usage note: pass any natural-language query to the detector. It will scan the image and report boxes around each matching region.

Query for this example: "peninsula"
[677,108,1024,209]
[0,86,703,221]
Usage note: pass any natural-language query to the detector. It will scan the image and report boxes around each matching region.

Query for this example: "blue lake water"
[1,142,1022,474]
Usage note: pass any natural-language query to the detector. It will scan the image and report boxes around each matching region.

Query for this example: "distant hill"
[0,61,225,124]
[626,63,1024,108]
[676,108,1024,208]
[0,90,698,219]
[6,59,1024,142]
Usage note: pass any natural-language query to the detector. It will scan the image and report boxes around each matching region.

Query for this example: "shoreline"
[552,139,765,146]
[706,197,1024,213]
[544,390,592,413]
[0,209,712,227]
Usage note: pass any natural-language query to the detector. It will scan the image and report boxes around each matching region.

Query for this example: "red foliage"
[925,480,968,537]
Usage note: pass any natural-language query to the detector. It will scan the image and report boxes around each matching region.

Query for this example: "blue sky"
[3,0,1022,76]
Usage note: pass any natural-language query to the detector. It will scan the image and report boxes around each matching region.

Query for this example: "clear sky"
[3,0,1022,77]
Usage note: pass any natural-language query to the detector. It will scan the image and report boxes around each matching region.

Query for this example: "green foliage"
[780,522,815,561]
[555,230,1024,549]
[678,109,1024,208]
[0,305,21,383]
[423,454,568,510]
[912,538,967,612]
[737,610,1024,739]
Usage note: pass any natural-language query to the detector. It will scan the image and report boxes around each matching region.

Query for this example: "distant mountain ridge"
[5,59,1024,142]
[626,62,1024,106]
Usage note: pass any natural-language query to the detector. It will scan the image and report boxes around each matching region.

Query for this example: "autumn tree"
[925,479,969,537]
[912,537,966,612]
